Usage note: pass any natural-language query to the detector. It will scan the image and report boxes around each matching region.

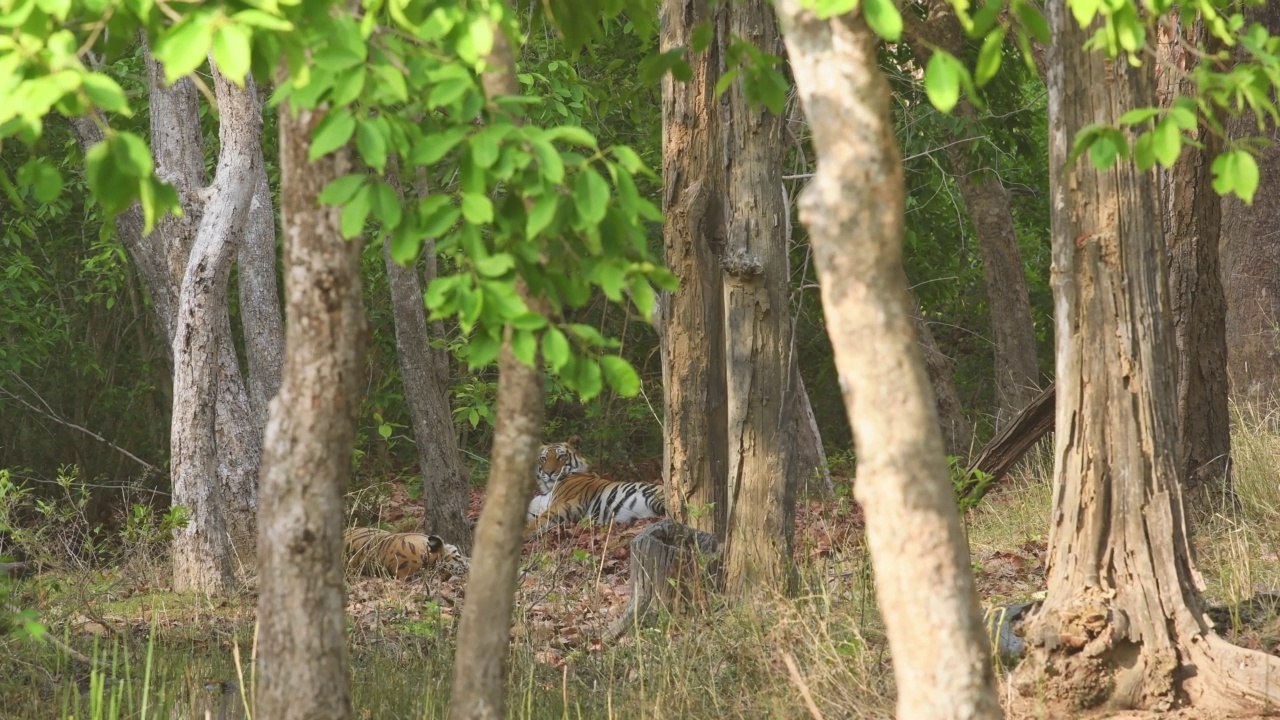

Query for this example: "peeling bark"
[772,4,1001,718]
[659,0,730,538]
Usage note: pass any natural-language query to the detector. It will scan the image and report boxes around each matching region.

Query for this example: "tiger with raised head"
[535,434,591,494]
[343,527,469,580]
[525,472,666,539]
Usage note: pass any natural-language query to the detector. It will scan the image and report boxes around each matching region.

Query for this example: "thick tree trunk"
[448,30,544,720]
[903,3,1041,428]
[721,0,798,597]
[1221,3,1280,410]
[659,0,730,538]
[1010,4,1280,712]
[382,170,472,550]
[773,5,1001,719]
[254,101,364,720]
[1155,19,1230,493]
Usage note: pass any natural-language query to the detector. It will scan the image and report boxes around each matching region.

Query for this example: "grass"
[2,407,1279,719]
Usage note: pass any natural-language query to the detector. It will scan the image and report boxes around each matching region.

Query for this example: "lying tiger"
[342,527,469,580]
[526,437,665,539]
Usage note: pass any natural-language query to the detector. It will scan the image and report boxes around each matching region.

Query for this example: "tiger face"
[343,527,469,580]
[536,435,589,494]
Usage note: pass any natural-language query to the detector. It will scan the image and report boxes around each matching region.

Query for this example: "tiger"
[524,472,666,540]
[536,435,590,495]
[342,527,469,580]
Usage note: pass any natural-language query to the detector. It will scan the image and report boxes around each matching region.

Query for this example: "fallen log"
[959,383,1056,505]
[605,519,723,641]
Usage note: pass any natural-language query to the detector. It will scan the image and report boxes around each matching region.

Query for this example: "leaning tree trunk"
[721,0,798,597]
[1010,4,1280,712]
[1221,2,1280,410]
[448,29,545,720]
[382,168,473,550]
[1156,18,1230,493]
[659,0,730,538]
[903,1,1041,429]
[169,64,261,595]
[772,4,1002,719]
[254,99,365,720]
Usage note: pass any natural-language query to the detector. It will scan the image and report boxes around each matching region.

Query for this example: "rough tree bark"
[903,2,1041,429]
[1155,18,1230,492]
[448,28,544,720]
[772,5,1002,719]
[383,168,473,550]
[659,0,730,538]
[237,152,286,423]
[1221,2,1280,409]
[253,101,364,718]
[1010,4,1280,712]
[168,64,261,594]
[721,0,798,597]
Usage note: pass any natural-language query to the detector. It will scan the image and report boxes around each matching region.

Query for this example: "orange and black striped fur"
[343,527,469,580]
[525,472,665,539]
[536,435,590,494]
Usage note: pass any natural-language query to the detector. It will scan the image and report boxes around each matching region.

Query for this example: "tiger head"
[536,435,589,494]
[427,535,470,578]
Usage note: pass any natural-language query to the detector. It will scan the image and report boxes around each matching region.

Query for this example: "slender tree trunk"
[772,4,1001,718]
[903,3,1041,428]
[659,0,730,538]
[237,152,285,423]
[448,29,544,720]
[1010,4,1280,712]
[721,0,797,597]
[1221,2,1280,410]
[169,65,261,594]
[383,169,473,550]
[911,291,974,457]
[1155,19,1230,492]
[254,95,363,719]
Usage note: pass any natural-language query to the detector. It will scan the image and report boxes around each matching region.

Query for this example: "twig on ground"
[783,652,825,720]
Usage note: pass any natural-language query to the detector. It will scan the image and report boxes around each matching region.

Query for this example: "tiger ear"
[427,536,444,552]
[567,434,583,449]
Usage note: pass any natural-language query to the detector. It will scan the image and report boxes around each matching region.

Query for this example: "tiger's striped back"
[343,527,469,579]
[536,435,590,494]
[525,472,665,539]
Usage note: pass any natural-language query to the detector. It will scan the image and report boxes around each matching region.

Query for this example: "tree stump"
[605,520,723,641]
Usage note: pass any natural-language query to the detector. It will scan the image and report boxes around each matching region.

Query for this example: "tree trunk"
[659,0,730,538]
[604,519,723,640]
[911,290,974,457]
[721,0,798,597]
[448,29,544,720]
[254,99,364,720]
[1010,4,1280,712]
[382,170,473,550]
[1221,3,1280,410]
[772,5,1002,718]
[169,65,260,593]
[903,3,1041,428]
[790,366,834,497]
[237,152,285,423]
[1155,18,1230,493]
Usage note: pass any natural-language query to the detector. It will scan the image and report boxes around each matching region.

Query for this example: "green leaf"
[813,0,858,20]
[862,0,902,42]
[474,252,514,278]
[81,74,130,116]
[1151,118,1181,169]
[1087,129,1125,170]
[1070,0,1100,29]
[1134,131,1155,171]
[412,127,469,166]
[318,174,366,205]
[573,169,610,227]
[511,328,537,368]
[428,77,472,109]
[19,159,64,203]
[232,9,294,31]
[541,327,570,373]
[340,185,371,238]
[1212,150,1259,204]
[600,355,640,397]
[629,275,657,319]
[153,15,216,84]
[530,137,566,184]
[1014,2,1050,44]
[461,193,494,224]
[419,196,460,237]
[925,52,961,114]
[470,127,502,169]
[309,109,355,161]
[355,117,389,173]
[527,194,559,240]
[595,261,627,301]
[212,23,253,86]
[573,357,603,401]
[974,28,1005,87]
[467,330,502,369]
[112,132,154,177]
[369,181,402,230]
[1117,107,1161,126]
[543,126,598,149]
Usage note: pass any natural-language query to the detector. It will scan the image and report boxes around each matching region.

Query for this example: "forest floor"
[3,420,1280,719]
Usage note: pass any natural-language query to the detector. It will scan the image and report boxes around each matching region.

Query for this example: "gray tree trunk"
[382,171,473,550]
[254,96,364,720]
[237,154,285,423]
[772,3,1002,718]
[1010,4,1280,712]
[659,0,730,538]
[448,29,545,720]
[721,0,798,598]
[911,292,975,457]
[169,63,262,594]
